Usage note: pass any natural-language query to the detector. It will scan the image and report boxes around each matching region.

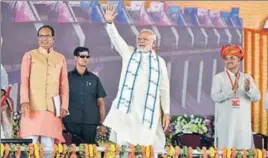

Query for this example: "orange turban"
[221,44,244,60]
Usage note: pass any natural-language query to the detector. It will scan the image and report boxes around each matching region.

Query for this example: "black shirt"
[63,68,107,125]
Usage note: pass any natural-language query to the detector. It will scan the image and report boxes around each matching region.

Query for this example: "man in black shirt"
[63,47,107,144]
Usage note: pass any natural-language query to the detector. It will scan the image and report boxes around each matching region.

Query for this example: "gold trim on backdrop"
[244,28,268,135]
[259,34,263,133]
[251,30,259,133]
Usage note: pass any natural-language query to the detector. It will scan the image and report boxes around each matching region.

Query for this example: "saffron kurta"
[19,47,69,142]
[103,23,170,148]
[211,69,260,149]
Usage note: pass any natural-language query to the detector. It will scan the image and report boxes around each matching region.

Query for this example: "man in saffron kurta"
[103,5,170,149]
[20,25,69,147]
[211,44,260,149]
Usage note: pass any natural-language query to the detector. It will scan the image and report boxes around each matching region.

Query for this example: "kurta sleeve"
[244,75,260,102]
[159,58,170,115]
[106,23,132,58]
[60,57,69,111]
[211,74,234,103]
[20,52,31,104]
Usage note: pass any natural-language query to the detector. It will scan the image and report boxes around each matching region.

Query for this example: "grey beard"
[137,47,150,53]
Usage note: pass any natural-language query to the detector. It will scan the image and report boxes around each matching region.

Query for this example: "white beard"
[137,47,150,53]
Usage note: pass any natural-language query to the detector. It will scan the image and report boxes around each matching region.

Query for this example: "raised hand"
[104,4,117,23]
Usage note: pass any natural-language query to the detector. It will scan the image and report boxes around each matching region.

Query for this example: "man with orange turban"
[211,44,260,149]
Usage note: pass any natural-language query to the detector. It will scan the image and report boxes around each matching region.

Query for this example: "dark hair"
[73,47,90,56]
[37,25,55,37]
[1,89,6,95]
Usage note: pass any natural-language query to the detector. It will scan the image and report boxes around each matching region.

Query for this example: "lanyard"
[226,71,240,92]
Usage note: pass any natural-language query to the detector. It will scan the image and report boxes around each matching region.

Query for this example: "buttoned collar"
[225,67,240,77]
[72,67,90,76]
[136,48,157,57]
[38,47,54,55]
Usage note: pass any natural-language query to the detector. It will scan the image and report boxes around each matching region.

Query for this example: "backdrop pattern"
[1,1,243,123]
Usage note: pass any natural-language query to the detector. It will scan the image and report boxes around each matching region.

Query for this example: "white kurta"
[103,23,170,149]
[0,111,12,138]
[211,69,260,149]
[0,125,6,138]
[1,64,11,139]
[1,64,8,89]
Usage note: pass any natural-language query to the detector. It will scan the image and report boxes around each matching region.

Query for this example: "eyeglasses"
[79,55,90,59]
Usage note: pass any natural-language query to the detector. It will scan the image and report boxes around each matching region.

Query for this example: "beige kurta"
[103,23,170,149]
[19,47,69,142]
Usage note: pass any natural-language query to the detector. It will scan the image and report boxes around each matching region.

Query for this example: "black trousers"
[64,123,98,145]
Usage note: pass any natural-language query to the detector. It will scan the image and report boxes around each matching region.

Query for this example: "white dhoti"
[104,65,165,148]
[105,103,165,149]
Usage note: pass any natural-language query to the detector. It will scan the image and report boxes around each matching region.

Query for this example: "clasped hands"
[232,76,250,93]
[21,103,68,118]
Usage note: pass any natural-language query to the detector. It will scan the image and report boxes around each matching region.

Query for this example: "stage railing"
[1,143,268,157]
